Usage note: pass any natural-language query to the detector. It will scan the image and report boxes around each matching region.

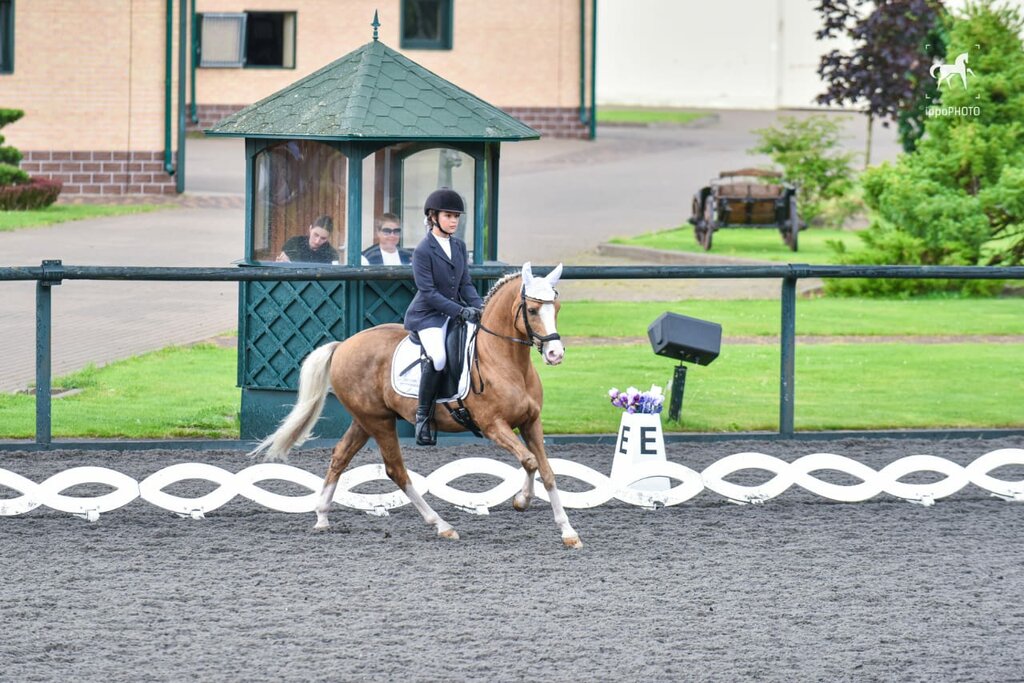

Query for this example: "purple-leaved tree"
[815,0,945,165]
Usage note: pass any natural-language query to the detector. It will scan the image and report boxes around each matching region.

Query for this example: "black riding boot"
[415,359,442,446]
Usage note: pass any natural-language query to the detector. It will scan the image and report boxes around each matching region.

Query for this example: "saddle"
[391,320,478,403]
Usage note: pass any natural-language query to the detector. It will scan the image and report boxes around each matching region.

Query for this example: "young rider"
[403,188,484,446]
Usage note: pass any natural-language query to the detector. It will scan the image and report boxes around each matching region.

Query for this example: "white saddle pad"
[391,323,477,402]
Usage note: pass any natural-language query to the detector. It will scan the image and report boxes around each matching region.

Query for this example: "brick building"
[1,0,596,196]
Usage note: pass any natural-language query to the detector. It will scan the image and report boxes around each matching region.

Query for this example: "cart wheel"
[787,196,800,252]
[701,200,716,251]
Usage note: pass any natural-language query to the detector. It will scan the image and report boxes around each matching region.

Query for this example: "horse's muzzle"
[543,341,565,366]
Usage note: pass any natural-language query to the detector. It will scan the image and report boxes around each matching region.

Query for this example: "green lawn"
[612,226,866,263]
[0,203,170,232]
[1,322,1021,438]
[560,298,1024,338]
[537,343,1024,433]
[597,109,709,125]
[0,343,239,439]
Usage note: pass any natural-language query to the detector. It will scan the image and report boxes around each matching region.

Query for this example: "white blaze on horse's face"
[521,262,565,366]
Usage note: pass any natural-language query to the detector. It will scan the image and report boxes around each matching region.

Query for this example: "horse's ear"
[521,261,534,286]
[546,263,563,287]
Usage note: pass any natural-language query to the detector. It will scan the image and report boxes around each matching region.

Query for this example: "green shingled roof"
[206,40,539,141]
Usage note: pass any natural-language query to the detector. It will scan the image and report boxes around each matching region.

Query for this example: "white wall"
[593,0,893,110]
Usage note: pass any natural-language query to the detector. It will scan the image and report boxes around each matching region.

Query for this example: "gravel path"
[2,436,1023,682]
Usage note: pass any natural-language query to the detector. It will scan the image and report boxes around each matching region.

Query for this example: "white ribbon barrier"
[1,449,1023,520]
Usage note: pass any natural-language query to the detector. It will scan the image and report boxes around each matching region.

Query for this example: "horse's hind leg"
[314,421,370,530]
[374,423,459,540]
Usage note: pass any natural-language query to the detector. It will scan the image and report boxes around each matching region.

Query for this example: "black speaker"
[647,312,721,365]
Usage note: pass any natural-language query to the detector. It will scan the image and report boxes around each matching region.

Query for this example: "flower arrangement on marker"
[608,386,664,414]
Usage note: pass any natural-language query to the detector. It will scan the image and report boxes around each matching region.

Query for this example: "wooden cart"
[688,169,803,251]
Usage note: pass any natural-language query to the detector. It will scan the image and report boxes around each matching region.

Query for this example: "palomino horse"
[250,262,582,548]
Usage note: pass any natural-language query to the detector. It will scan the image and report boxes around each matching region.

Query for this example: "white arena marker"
[610,412,670,492]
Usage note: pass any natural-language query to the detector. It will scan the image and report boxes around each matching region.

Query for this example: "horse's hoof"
[438,528,460,540]
[512,494,530,512]
[313,523,329,532]
[562,535,583,549]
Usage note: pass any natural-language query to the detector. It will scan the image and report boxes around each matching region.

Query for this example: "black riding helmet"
[424,188,465,215]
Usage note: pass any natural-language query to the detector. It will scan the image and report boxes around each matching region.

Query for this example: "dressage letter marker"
[611,413,670,493]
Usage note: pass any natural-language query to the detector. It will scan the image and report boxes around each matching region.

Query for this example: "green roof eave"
[205,40,540,142]
[203,130,539,143]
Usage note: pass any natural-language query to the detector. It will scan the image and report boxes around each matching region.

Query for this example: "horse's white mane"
[482,271,522,307]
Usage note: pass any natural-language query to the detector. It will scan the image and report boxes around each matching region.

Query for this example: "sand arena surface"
[2,436,1023,681]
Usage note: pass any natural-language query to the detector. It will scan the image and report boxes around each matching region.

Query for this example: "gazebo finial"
[372,10,380,41]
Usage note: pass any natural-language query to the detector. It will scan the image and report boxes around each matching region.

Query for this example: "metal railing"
[3,260,1023,445]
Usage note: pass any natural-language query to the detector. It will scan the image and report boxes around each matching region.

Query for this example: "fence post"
[36,260,64,445]
[779,274,796,438]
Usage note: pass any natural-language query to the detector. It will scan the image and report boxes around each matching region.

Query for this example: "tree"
[828,1,1024,296]
[0,109,29,186]
[750,115,858,227]
[815,0,946,164]
[0,109,63,210]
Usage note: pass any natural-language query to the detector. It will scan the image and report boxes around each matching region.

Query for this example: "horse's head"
[520,262,565,366]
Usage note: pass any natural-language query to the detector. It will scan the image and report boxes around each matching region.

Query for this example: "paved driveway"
[0,111,899,391]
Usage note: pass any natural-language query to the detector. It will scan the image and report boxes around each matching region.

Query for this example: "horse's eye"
[528,307,538,315]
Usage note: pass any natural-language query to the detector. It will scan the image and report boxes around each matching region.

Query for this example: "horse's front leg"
[520,418,581,548]
[486,419,582,549]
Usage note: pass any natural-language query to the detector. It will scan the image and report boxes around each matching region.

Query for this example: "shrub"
[0,108,62,209]
[750,115,859,227]
[0,177,63,210]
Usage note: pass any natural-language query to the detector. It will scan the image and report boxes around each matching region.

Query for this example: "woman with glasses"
[361,213,413,266]
[403,188,483,446]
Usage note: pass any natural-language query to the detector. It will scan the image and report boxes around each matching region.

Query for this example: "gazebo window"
[253,140,347,263]
[399,147,475,254]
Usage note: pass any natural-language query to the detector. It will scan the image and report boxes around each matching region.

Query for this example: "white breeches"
[418,320,449,371]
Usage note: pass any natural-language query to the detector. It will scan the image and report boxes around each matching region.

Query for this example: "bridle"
[479,285,561,354]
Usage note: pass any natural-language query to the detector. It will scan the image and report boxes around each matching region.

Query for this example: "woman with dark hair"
[276,215,338,263]
[403,188,483,446]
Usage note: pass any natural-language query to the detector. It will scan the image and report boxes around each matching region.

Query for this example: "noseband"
[479,285,561,354]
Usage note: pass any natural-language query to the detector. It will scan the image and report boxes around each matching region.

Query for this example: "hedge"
[0,177,63,210]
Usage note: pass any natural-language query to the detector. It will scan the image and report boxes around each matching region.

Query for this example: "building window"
[401,0,452,50]
[0,0,13,74]
[198,11,295,68]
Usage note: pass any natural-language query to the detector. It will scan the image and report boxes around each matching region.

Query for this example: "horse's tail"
[929,63,940,78]
[248,341,341,462]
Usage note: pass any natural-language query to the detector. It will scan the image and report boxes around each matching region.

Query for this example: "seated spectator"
[361,213,413,266]
[276,215,339,263]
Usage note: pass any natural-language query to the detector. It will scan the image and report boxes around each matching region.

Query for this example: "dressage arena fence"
[3,449,1023,520]
[4,260,1024,446]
